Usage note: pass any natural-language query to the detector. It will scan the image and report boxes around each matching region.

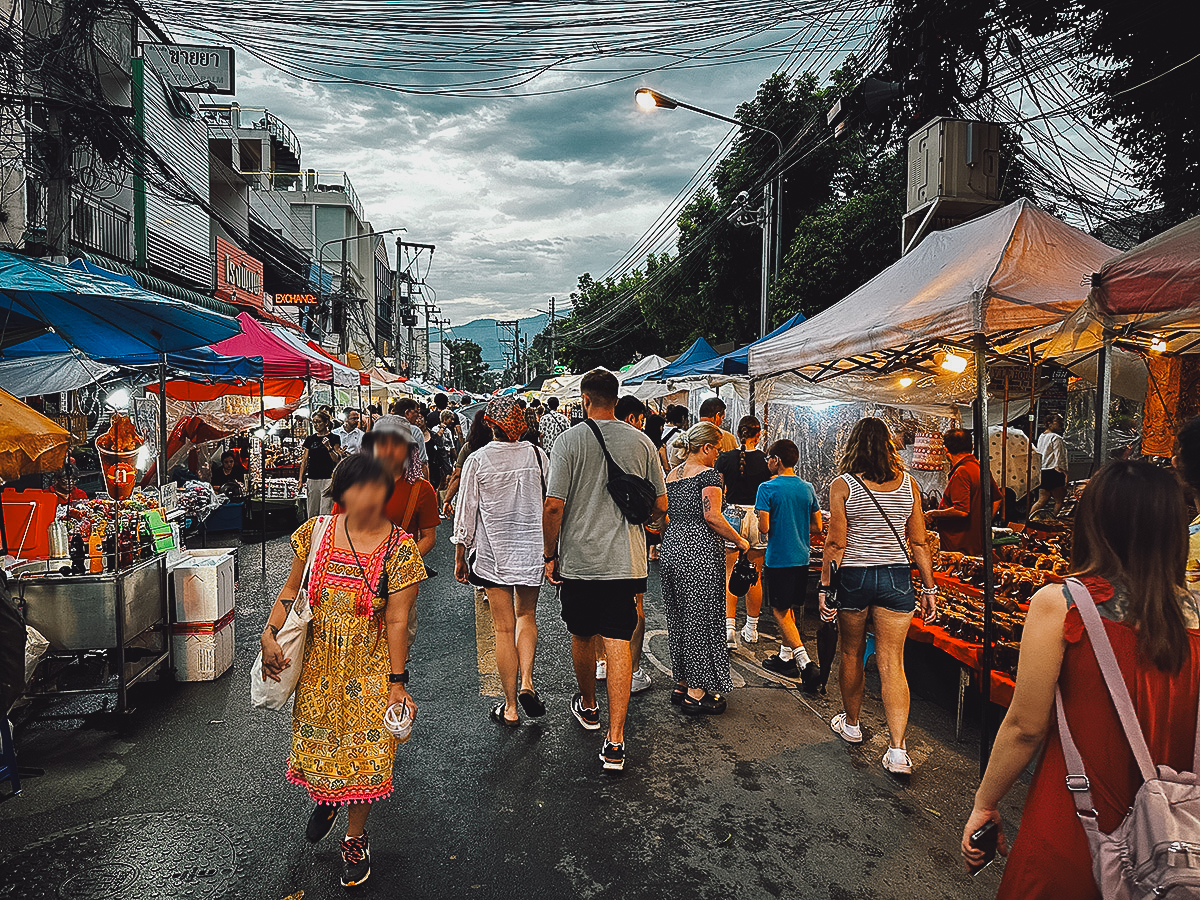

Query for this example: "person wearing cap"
[453,396,550,727]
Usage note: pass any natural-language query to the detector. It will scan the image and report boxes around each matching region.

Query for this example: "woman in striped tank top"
[819,418,938,777]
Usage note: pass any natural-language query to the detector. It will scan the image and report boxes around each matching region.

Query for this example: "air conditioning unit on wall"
[902,117,1005,253]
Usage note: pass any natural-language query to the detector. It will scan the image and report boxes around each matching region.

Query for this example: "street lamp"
[317,226,407,356]
[635,87,783,340]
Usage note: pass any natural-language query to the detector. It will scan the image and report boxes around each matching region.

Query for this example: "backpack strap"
[1056,578,1159,816]
[584,419,625,481]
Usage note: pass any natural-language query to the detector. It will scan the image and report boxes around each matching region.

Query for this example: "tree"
[445,339,489,393]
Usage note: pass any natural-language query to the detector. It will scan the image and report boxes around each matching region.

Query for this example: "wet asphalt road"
[1,526,1026,899]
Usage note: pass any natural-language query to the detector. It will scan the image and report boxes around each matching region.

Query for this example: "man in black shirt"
[298,411,344,518]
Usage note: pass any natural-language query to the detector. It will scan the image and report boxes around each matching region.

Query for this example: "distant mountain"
[446,313,549,369]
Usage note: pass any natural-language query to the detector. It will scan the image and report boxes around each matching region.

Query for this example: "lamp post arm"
[672,99,784,156]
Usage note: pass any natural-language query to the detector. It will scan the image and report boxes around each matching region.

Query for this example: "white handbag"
[250,515,332,710]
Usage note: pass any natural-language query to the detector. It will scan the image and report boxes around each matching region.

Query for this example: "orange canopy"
[0,387,71,482]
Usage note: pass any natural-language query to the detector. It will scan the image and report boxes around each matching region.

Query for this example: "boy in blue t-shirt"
[754,439,823,691]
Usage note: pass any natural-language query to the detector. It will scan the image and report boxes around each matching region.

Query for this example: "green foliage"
[444,339,489,393]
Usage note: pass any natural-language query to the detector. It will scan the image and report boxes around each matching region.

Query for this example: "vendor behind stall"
[52,464,87,505]
[210,451,247,499]
[925,428,1000,556]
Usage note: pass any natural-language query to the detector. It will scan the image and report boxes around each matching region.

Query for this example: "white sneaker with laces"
[595,660,607,681]
[740,623,759,644]
[726,626,736,648]
[630,668,652,694]
[883,747,913,775]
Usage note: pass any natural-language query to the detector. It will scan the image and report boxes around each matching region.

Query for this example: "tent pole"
[158,353,168,487]
[259,377,266,592]
[306,377,313,436]
[1092,336,1112,473]
[357,381,362,413]
[749,377,756,420]
[1027,347,1037,521]
[974,332,997,775]
[1000,375,1009,522]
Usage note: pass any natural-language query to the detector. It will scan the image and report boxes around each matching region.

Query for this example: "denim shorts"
[836,564,916,614]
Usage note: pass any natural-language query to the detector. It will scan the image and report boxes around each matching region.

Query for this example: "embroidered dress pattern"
[285,517,426,805]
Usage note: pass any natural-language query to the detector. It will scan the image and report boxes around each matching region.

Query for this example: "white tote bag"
[250,515,332,710]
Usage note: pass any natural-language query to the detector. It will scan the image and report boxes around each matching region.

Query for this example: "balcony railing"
[199,104,303,165]
[71,197,134,263]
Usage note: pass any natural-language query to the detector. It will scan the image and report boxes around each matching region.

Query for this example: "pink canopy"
[211,313,332,380]
[1092,214,1200,317]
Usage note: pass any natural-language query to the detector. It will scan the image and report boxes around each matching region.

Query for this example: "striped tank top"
[839,472,914,567]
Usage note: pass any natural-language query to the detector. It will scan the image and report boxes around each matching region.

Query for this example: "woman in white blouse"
[453,396,550,726]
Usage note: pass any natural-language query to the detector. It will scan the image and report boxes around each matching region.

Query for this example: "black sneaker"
[571,693,601,730]
[305,802,339,843]
[599,739,626,771]
[762,653,800,678]
[340,832,371,888]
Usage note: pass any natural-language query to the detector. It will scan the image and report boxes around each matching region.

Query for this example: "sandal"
[518,689,546,718]
[830,712,863,743]
[489,702,520,727]
[680,691,728,716]
[670,684,687,706]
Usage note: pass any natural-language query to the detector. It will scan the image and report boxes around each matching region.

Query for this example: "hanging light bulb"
[938,350,968,374]
[898,375,914,389]
[1150,336,1167,353]
[105,387,131,409]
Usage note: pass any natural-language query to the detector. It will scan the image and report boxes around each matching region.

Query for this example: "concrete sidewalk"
[1,531,1023,899]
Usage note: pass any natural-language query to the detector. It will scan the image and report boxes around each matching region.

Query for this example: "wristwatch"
[388,671,409,684]
[543,554,558,563]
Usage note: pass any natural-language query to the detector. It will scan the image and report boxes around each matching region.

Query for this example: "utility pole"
[496,319,520,384]
[549,296,556,372]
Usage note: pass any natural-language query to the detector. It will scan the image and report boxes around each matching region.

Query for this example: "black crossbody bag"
[826,475,911,609]
[585,420,658,525]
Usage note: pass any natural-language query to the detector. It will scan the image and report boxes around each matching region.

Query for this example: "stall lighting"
[699,388,718,400]
[938,351,968,374]
[897,375,914,389]
[253,427,268,439]
[135,444,151,470]
[1151,337,1167,353]
[105,387,131,409]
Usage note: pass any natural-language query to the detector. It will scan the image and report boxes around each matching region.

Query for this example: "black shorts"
[1041,469,1066,491]
[559,578,644,640]
[764,565,808,611]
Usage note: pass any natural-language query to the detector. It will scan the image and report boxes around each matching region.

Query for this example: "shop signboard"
[143,44,235,95]
[215,238,264,305]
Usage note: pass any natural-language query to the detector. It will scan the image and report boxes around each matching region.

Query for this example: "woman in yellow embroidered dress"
[260,454,425,889]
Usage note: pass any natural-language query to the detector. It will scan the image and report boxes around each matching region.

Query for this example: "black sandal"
[489,702,520,727]
[518,689,546,718]
[670,685,687,706]
[680,691,728,716]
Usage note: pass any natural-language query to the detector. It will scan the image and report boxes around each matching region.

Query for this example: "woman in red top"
[961,460,1200,897]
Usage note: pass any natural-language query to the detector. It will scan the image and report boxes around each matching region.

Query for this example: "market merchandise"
[95,412,146,501]
[911,433,945,471]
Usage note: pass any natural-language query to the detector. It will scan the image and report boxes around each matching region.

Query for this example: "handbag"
[728,550,759,598]
[399,481,436,578]
[585,419,658,525]
[250,515,332,710]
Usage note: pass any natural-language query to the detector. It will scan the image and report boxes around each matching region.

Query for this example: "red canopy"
[305,340,370,386]
[211,313,332,380]
[1092,215,1200,317]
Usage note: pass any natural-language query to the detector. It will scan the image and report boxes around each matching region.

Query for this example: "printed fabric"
[285,516,427,805]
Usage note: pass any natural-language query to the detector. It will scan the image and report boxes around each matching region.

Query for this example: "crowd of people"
[257,373,1199,899]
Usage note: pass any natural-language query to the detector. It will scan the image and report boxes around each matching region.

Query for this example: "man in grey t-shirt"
[543,370,667,773]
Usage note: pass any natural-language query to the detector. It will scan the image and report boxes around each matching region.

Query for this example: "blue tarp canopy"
[624,337,719,385]
[0,332,263,383]
[0,251,240,357]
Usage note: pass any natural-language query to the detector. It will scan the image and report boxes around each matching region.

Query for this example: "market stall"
[748,199,1116,765]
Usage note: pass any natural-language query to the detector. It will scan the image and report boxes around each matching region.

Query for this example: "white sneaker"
[740,623,759,644]
[630,668,652,694]
[830,713,863,744]
[883,748,913,775]
[726,627,736,648]
[595,660,607,681]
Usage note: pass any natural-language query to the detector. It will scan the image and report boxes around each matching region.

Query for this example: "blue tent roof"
[625,337,719,385]
[1,332,263,382]
[624,316,807,383]
[0,251,240,356]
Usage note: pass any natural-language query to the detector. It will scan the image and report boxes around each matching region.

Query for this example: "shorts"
[836,565,916,614]
[1040,469,1067,491]
[723,504,768,550]
[764,565,808,611]
[559,578,644,640]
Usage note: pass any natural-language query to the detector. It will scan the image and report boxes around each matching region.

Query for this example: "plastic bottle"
[87,532,104,573]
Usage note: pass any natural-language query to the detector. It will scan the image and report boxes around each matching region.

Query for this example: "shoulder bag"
[1057,577,1200,899]
[250,515,333,710]
[826,475,913,610]
[585,419,658,525]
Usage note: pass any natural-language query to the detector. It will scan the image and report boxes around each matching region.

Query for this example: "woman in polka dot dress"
[660,422,750,715]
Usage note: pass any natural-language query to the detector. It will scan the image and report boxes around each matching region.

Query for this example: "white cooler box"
[171,549,235,624]
[172,611,234,681]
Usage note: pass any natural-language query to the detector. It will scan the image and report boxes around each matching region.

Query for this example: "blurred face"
[56,475,76,492]
[340,479,391,518]
[345,411,361,431]
[314,416,330,433]
[222,456,235,472]
[370,434,410,477]
[625,413,646,431]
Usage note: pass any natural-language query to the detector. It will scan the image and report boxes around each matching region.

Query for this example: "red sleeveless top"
[997,577,1200,899]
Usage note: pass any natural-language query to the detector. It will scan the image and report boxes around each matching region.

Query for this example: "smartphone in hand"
[969,820,1000,876]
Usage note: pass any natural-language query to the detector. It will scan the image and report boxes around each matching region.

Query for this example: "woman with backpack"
[961,459,1200,898]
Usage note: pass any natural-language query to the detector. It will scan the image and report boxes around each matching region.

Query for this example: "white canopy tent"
[749,199,1115,380]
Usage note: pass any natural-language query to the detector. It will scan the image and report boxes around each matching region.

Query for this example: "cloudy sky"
[226,61,778,327]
